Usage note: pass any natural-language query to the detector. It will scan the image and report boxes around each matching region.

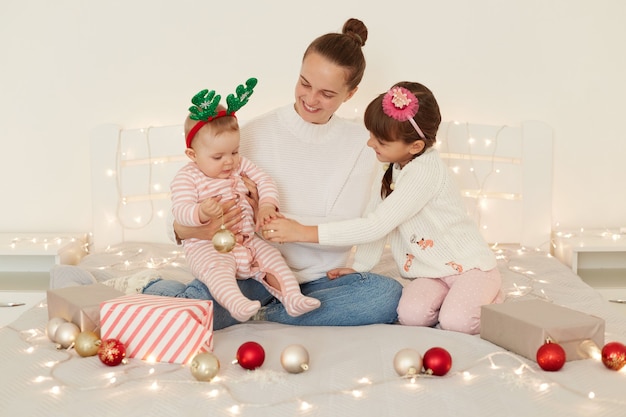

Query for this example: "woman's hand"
[262,218,318,243]
[174,199,243,241]
[326,268,356,280]
[240,172,259,216]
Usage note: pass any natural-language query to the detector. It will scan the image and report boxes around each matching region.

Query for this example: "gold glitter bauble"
[75,330,101,357]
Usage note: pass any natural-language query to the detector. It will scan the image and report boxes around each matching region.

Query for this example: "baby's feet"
[228,299,262,322]
[283,294,321,317]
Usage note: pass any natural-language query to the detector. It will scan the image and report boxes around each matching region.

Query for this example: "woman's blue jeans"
[142,272,402,330]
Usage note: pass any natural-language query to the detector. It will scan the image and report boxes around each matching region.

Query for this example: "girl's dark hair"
[303,18,368,91]
[364,81,442,198]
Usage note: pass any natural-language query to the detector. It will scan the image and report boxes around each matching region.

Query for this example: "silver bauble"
[54,322,81,349]
[190,352,220,381]
[47,317,68,342]
[280,344,310,374]
[393,348,423,377]
[212,226,236,253]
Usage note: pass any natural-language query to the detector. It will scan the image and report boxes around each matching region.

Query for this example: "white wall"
[1,0,625,235]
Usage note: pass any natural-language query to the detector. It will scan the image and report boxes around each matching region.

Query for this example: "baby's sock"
[259,274,320,317]
[205,272,261,322]
[282,293,321,317]
[224,297,261,322]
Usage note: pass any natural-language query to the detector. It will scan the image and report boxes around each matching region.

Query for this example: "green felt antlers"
[189,78,258,121]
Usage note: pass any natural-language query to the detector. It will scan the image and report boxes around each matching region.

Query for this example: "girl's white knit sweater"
[317,148,497,279]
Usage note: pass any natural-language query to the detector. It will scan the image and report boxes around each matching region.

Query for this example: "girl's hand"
[326,268,357,280]
[262,217,310,243]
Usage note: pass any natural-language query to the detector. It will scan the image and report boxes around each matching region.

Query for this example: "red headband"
[185,110,237,148]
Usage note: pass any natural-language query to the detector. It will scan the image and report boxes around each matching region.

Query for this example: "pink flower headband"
[382,86,426,139]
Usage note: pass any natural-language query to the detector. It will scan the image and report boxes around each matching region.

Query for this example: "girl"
[264,82,502,334]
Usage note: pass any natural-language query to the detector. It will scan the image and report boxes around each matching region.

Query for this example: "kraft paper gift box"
[100,294,214,364]
[47,283,124,333]
[480,299,605,362]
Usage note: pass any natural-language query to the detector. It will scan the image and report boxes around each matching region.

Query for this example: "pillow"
[77,241,194,284]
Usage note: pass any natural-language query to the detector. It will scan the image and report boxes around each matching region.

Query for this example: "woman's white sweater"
[239,104,378,283]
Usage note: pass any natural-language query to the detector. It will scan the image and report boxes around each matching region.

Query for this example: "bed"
[3,119,626,417]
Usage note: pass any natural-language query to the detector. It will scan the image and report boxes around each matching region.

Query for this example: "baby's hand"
[327,268,357,280]
[256,204,281,231]
[199,196,223,223]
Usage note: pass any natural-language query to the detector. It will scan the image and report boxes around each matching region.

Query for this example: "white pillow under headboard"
[89,120,553,252]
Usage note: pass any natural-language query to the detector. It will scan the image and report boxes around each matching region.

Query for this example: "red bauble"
[423,347,452,376]
[98,338,127,366]
[601,341,626,371]
[236,341,265,370]
[536,341,566,371]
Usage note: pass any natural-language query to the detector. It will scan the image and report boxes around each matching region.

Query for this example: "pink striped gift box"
[100,294,213,364]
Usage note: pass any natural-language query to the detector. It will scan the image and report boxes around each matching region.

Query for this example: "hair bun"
[342,18,368,46]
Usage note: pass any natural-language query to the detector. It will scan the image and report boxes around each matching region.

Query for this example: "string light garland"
[552,227,624,245]
[7,234,90,254]
[86,244,186,273]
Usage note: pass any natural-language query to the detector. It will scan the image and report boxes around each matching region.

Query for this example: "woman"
[143,18,403,329]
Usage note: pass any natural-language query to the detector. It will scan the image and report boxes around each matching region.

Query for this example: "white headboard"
[90,124,187,252]
[89,120,553,252]
[438,120,553,249]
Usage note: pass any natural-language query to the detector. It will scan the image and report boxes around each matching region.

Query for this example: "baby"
[171,78,320,322]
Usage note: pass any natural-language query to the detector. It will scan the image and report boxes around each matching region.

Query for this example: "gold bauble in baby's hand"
[213,225,236,253]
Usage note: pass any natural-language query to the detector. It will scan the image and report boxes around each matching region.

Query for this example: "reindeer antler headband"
[381,86,426,140]
[185,77,258,148]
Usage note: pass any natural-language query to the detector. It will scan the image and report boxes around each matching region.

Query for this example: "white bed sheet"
[3,245,626,417]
